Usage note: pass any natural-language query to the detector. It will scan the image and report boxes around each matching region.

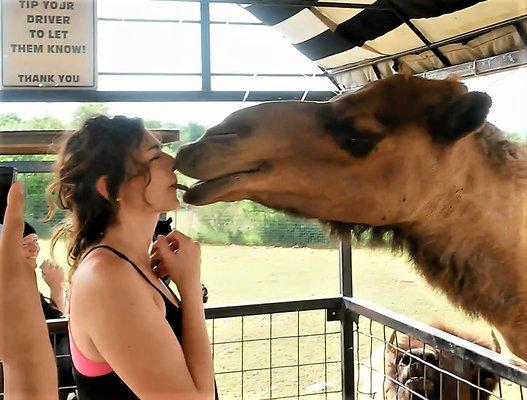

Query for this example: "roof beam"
[329,14,527,76]
[0,129,179,155]
[0,90,336,103]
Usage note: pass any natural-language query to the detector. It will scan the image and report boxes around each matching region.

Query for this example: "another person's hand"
[151,230,202,296]
[41,259,65,289]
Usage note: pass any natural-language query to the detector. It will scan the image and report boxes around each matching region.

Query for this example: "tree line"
[1,105,333,247]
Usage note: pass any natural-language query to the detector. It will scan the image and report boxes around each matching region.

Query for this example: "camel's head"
[175,74,492,226]
[386,328,500,400]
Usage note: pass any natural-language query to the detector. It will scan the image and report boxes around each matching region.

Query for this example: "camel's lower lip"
[189,166,261,189]
[182,166,261,205]
[404,377,424,385]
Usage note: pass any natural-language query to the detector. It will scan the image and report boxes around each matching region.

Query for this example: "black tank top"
[71,245,217,400]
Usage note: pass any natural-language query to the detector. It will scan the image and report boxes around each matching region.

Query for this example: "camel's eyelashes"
[321,115,385,158]
[332,131,383,158]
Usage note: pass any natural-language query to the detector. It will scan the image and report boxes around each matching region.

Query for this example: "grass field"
[36,240,522,399]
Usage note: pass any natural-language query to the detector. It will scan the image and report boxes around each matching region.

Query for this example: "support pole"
[339,232,354,399]
[200,0,212,92]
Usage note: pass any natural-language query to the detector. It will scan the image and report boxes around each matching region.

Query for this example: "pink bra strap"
[68,327,113,377]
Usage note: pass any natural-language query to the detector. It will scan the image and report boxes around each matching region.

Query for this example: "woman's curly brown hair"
[47,115,149,277]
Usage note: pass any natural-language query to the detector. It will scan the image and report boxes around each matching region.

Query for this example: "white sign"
[1,0,97,88]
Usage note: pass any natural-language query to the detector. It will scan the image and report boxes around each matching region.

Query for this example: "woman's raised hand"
[41,259,66,289]
[151,230,202,296]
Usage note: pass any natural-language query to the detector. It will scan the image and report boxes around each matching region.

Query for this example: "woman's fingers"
[169,240,179,252]
[152,236,180,255]
[165,229,187,246]
[153,263,168,278]
[150,250,160,268]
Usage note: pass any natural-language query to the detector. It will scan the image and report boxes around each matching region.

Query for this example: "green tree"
[181,122,206,143]
[23,114,65,129]
[0,113,23,129]
[71,103,109,128]
[0,155,59,236]
[19,172,60,237]
[0,113,65,130]
[143,119,164,129]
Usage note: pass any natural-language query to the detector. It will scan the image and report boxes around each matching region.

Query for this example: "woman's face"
[22,233,40,262]
[119,130,180,214]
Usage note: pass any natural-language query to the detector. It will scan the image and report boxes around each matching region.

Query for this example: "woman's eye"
[151,155,161,162]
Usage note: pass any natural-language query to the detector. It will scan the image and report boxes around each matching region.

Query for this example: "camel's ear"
[429,91,492,142]
[388,330,398,352]
[444,73,461,81]
[490,331,501,354]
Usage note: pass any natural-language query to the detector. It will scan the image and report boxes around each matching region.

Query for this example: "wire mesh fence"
[346,298,527,400]
[206,299,343,399]
[2,297,527,400]
[0,297,343,400]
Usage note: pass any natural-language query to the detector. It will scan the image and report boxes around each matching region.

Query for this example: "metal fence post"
[340,232,355,399]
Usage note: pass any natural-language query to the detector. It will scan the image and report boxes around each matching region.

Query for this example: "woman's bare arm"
[153,233,214,396]
[0,182,58,400]
[72,253,214,400]
[179,283,215,395]
[41,260,67,315]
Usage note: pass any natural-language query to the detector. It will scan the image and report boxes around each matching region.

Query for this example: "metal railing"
[344,297,527,400]
[39,296,345,400]
[2,295,526,399]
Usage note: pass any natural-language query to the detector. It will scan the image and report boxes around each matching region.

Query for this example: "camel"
[369,324,501,400]
[174,74,527,360]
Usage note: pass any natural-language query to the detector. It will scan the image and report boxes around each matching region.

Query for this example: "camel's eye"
[399,353,413,366]
[341,131,385,158]
[322,116,385,158]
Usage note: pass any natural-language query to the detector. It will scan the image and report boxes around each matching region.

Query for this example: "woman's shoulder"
[72,248,138,293]
[71,249,157,323]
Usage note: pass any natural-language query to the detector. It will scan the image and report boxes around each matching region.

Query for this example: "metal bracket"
[326,304,359,324]
[326,307,341,321]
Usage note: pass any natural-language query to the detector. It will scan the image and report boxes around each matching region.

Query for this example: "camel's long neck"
[402,129,527,326]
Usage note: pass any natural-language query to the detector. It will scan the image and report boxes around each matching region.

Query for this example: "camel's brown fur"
[174,74,527,360]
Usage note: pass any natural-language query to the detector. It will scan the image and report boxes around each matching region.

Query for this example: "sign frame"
[1,0,98,89]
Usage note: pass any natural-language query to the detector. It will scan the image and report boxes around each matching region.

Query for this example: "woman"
[10,221,73,400]
[22,221,67,317]
[47,115,215,399]
[0,221,71,399]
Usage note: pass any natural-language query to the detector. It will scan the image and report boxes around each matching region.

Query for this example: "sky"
[0,0,525,135]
